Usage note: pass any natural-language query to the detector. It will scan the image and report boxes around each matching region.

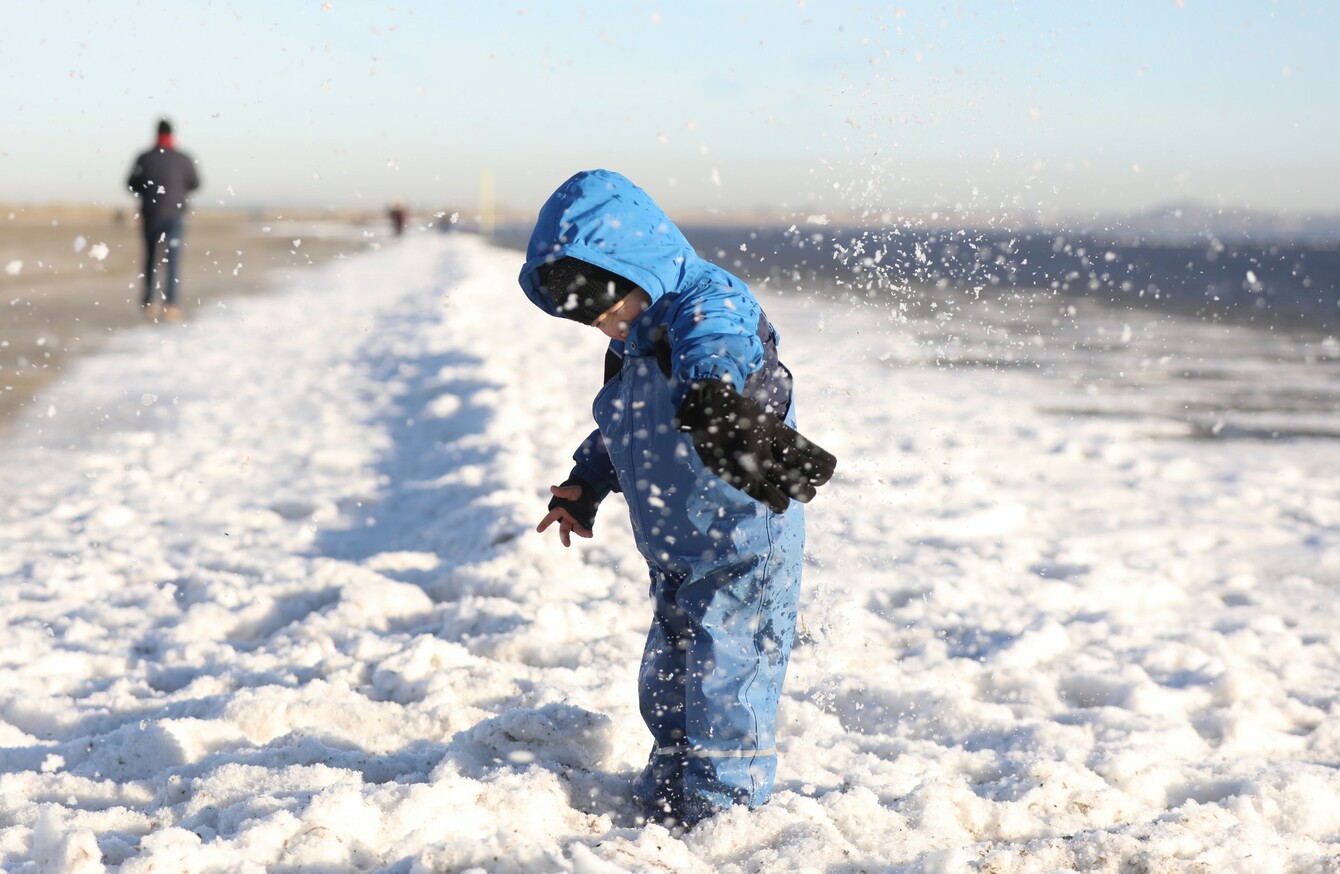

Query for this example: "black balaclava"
[537,257,638,324]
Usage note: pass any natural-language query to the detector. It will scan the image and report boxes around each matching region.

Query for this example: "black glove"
[547,475,600,531]
[674,380,837,513]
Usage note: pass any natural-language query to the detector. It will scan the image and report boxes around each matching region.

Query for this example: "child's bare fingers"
[559,518,573,547]
[536,509,565,533]
[549,484,583,500]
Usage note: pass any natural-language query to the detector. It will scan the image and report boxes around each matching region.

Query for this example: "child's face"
[592,289,652,340]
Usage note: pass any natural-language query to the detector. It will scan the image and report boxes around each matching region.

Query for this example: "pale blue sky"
[2,1,1335,218]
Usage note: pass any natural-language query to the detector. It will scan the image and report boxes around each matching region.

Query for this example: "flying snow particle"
[710,169,721,187]
[321,2,333,10]
[4,261,21,276]
[73,235,87,253]
[1246,270,1258,284]
[89,242,109,261]
[141,394,158,406]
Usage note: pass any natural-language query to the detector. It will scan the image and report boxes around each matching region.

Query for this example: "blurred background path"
[1,207,380,435]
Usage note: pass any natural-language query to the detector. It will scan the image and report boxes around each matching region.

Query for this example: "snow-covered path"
[2,234,1338,872]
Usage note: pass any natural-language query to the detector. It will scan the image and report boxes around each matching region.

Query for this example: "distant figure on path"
[126,118,201,321]
[388,200,408,237]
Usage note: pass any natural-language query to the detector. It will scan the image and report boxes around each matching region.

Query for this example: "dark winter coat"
[127,146,200,222]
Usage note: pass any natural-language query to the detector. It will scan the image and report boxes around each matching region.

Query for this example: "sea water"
[493,222,1340,441]
[688,224,1340,443]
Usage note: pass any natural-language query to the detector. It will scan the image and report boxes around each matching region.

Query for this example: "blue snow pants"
[592,351,805,820]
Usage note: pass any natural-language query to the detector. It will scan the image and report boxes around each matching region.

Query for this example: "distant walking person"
[126,119,200,321]
[388,200,408,237]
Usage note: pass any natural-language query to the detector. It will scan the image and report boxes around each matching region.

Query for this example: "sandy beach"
[1,207,385,435]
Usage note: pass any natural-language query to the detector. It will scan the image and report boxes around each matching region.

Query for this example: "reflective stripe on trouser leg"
[654,744,778,758]
[635,521,803,811]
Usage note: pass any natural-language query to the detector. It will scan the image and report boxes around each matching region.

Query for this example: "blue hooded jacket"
[518,170,768,396]
[518,167,799,563]
[519,170,806,813]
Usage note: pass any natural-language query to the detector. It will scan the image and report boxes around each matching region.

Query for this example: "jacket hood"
[518,170,700,318]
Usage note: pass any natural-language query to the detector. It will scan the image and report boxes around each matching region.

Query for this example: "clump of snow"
[0,235,1337,871]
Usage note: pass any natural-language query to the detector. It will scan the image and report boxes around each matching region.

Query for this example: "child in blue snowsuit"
[518,170,836,827]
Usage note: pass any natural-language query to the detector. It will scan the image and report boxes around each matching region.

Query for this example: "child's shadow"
[313,339,521,598]
[309,296,640,824]
[448,701,644,827]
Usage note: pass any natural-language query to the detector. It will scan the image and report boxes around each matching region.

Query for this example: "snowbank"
[1,234,1338,871]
